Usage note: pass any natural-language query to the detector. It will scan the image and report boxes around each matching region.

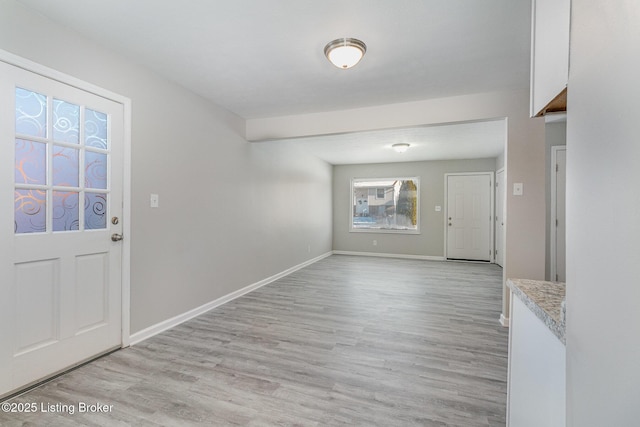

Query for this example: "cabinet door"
[507,296,566,426]
[530,0,570,117]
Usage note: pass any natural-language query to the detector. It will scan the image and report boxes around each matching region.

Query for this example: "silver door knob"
[111,233,123,242]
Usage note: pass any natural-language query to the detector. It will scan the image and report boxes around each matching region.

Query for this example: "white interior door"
[446,173,493,261]
[495,169,505,267]
[552,147,566,282]
[0,61,124,397]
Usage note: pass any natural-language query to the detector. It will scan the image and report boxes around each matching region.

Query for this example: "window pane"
[396,180,418,228]
[352,178,419,231]
[85,151,107,189]
[53,191,79,232]
[15,189,46,234]
[15,88,47,138]
[85,109,108,149]
[85,193,107,230]
[15,139,46,185]
[53,99,79,143]
[52,146,79,187]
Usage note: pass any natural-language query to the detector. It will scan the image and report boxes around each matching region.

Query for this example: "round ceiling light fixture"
[392,143,411,153]
[324,38,367,69]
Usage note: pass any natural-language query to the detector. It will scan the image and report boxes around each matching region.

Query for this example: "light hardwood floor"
[1,255,508,426]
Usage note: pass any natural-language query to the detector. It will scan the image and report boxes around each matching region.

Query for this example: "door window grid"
[14,87,110,234]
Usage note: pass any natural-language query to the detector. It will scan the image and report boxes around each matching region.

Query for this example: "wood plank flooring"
[1,255,508,426]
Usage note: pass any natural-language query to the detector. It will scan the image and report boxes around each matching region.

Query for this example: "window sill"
[349,228,420,235]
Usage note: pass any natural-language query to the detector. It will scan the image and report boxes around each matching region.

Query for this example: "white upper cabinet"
[530,0,571,117]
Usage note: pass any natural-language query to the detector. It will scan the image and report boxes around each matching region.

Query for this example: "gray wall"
[333,159,497,257]
[544,120,567,280]
[1,0,333,334]
[247,90,546,321]
[566,1,640,424]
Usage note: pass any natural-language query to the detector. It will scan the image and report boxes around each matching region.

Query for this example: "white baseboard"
[129,251,333,346]
[332,250,445,262]
[500,313,510,327]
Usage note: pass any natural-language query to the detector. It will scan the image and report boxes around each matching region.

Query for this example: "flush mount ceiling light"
[392,143,411,153]
[324,38,367,69]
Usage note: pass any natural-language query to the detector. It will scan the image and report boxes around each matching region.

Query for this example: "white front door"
[446,173,493,261]
[0,61,124,397]
[495,169,505,267]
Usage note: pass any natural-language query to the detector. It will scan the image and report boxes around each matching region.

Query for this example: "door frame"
[550,146,566,282]
[495,167,505,267]
[1,49,132,347]
[444,172,495,262]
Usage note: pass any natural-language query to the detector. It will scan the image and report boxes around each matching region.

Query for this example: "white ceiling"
[15,0,529,163]
[261,119,506,165]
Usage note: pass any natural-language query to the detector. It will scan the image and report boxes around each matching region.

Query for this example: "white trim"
[120,100,132,347]
[444,172,495,262]
[0,49,133,349]
[129,252,333,345]
[529,0,538,118]
[445,258,492,264]
[506,291,514,426]
[550,146,566,283]
[500,313,510,327]
[544,112,567,123]
[495,168,505,268]
[0,50,129,106]
[348,228,421,235]
[332,250,445,261]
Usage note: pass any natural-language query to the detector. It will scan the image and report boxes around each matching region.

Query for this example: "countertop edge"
[507,278,566,344]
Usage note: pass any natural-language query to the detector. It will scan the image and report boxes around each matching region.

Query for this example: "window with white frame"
[351,178,419,233]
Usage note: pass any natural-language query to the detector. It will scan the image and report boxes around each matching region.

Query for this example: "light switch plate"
[150,193,159,208]
[435,205,442,212]
[513,183,523,196]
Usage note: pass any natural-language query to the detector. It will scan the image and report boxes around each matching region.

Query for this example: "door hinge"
[556,219,559,227]
[556,163,559,172]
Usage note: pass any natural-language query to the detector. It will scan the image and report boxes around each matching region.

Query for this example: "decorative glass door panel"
[14,88,111,233]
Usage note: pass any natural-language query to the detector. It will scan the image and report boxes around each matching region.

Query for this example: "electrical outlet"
[150,193,159,208]
[373,240,377,246]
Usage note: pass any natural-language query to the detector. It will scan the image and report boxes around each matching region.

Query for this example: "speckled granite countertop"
[507,278,566,344]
